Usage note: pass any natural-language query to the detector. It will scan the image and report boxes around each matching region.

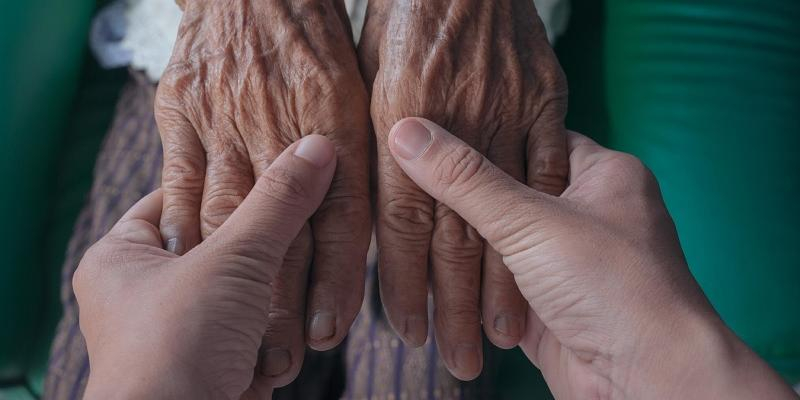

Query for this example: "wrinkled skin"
[359,0,569,380]
[155,0,371,388]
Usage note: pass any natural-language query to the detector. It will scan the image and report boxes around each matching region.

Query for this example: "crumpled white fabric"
[122,0,182,82]
[122,0,570,82]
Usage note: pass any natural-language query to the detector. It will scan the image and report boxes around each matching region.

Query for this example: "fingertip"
[388,118,435,161]
[449,344,483,381]
[118,188,164,225]
[399,315,428,347]
[159,222,198,256]
[294,134,336,168]
[485,313,525,349]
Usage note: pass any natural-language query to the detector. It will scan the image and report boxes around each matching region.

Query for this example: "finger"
[518,307,550,369]
[204,135,336,272]
[157,110,205,255]
[431,204,483,381]
[248,135,316,381]
[376,135,434,347]
[118,189,164,226]
[240,382,273,400]
[526,68,569,196]
[482,246,527,348]
[199,138,254,239]
[356,0,389,90]
[253,224,313,388]
[387,118,553,256]
[306,139,371,351]
[481,143,528,348]
[109,189,165,248]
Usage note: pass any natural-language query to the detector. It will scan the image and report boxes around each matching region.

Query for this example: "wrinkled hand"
[155,0,371,384]
[387,119,798,400]
[77,136,338,399]
[358,0,569,379]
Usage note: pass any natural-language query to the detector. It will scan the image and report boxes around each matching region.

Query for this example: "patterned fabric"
[43,72,496,399]
[44,72,163,400]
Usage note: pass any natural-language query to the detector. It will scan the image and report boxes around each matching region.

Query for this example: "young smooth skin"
[76,135,337,399]
[387,118,797,399]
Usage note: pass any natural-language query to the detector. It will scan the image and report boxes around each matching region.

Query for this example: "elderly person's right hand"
[386,118,798,400]
[155,0,371,388]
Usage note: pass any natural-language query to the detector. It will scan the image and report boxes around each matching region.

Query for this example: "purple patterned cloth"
[43,72,495,399]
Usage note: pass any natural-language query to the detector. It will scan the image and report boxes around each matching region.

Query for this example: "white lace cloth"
[119,0,570,82]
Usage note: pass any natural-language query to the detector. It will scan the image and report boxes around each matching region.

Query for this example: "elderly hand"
[386,118,798,400]
[155,0,371,371]
[77,136,338,399]
[358,0,569,379]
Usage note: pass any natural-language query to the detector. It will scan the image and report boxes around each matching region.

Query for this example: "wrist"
[84,350,213,400]
[619,310,795,399]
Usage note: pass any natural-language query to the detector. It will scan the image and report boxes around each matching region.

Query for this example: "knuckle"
[380,196,434,240]
[432,211,483,264]
[433,146,488,192]
[73,242,116,298]
[256,166,310,206]
[599,153,662,204]
[162,151,205,191]
[315,191,370,231]
[530,145,569,195]
[607,153,651,185]
[214,250,281,286]
[161,196,200,224]
[201,187,249,230]
[433,242,482,267]
[440,303,481,326]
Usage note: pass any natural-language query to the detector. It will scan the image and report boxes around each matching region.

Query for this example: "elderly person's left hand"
[155,0,371,385]
[358,0,570,380]
[76,136,337,400]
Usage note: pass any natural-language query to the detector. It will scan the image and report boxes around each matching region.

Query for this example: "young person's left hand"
[75,135,337,399]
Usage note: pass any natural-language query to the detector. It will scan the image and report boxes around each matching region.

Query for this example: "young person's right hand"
[387,117,797,399]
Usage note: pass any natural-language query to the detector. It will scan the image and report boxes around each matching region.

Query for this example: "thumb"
[388,118,555,254]
[203,134,337,264]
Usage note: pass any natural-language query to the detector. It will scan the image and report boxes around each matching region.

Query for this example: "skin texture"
[358,0,569,379]
[78,136,339,399]
[77,124,797,399]
[155,0,371,377]
[388,118,799,400]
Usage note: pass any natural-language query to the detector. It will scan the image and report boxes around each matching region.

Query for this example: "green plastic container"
[0,0,95,381]
[606,0,800,381]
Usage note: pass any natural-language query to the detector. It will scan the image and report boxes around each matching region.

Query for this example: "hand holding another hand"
[155,0,371,387]
[77,136,338,399]
[386,118,798,400]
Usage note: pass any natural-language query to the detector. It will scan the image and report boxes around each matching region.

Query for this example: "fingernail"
[402,315,428,347]
[392,119,432,160]
[294,135,335,168]
[494,314,523,339]
[165,237,183,255]
[309,312,336,341]
[260,348,291,377]
[454,344,481,378]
